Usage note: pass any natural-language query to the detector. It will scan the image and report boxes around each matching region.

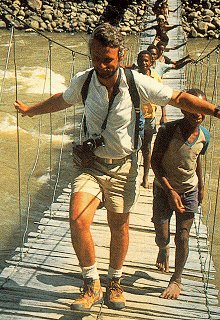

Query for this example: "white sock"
[81,263,99,280]
[108,266,123,279]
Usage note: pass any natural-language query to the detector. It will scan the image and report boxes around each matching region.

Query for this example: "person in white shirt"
[14,22,220,312]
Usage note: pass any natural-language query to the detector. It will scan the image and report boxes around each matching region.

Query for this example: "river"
[0,29,219,302]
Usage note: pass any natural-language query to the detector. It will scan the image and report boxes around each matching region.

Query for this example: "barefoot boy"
[151,88,210,299]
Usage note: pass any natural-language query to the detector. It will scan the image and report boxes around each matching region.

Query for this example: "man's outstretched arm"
[14,93,71,117]
[169,90,220,118]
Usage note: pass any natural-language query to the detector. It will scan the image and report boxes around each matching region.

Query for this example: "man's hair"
[137,50,152,62]
[186,88,207,100]
[89,23,125,57]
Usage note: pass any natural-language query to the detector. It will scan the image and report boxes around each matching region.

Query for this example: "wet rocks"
[181,0,220,39]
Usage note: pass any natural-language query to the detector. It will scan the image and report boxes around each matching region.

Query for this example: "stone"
[0,21,7,28]
[29,20,39,29]
[197,21,209,33]
[27,0,42,11]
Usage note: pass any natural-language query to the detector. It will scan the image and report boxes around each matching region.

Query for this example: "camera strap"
[81,69,121,133]
[81,68,140,149]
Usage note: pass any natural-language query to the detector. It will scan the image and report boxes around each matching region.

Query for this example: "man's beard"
[95,67,119,79]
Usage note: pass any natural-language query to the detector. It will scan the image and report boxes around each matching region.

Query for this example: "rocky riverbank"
[0,0,219,38]
[181,0,220,39]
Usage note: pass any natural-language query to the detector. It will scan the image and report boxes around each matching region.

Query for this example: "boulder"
[27,0,42,11]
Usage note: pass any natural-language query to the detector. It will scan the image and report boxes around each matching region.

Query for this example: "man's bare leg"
[160,216,194,299]
[69,191,100,267]
[105,211,129,309]
[107,211,130,270]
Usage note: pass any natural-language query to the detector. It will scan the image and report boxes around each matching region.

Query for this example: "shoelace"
[80,282,94,297]
[108,281,123,294]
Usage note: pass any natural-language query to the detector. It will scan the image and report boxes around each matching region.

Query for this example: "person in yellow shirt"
[136,50,166,188]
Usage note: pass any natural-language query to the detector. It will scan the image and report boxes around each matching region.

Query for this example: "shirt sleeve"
[62,70,90,105]
[132,70,173,107]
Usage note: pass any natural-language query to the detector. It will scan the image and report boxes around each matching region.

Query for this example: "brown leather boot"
[105,277,126,310]
[71,278,103,311]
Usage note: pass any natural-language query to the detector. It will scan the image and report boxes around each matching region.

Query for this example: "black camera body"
[82,135,105,152]
[72,135,105,167]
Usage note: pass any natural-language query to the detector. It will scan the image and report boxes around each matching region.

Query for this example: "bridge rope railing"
[184,40,220,317]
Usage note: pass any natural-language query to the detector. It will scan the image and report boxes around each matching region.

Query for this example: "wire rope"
[50,53,76,214]
[20,45,54,256]
[12,26,23,261]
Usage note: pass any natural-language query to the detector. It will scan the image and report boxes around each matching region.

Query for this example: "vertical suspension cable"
[21,43,53,256]
[203,55,210,97]
[205,167,220,291]
[50,52,76,213]
[13,26,23,260]
[49,40,53,208]
[198,60,204,89]
[210,48,219,105]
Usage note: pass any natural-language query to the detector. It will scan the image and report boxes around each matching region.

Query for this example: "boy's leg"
[154,222,170,273]
[153,183,172,273]
[160,214,194,299]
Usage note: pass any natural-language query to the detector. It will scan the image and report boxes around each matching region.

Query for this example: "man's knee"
[69,192,99,222]
[107,212,129,232]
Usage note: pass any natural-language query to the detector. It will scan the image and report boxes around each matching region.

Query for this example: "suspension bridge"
[0,0,220,319]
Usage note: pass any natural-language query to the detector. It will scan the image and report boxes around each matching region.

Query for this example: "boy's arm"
[196,155,204,205]
[165,24,181,31]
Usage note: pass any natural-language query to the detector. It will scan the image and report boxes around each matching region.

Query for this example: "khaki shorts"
[71,153,140,214]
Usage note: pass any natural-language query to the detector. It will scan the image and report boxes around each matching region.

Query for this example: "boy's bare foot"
[160,281,182,299]
[156,246,169,272]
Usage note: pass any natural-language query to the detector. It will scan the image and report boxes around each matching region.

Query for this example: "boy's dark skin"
[151,92,206,299]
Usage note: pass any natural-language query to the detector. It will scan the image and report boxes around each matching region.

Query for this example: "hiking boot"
[105,277,126,310]
[71,278,103,311]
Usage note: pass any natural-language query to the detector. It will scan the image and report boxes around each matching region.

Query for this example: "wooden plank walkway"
[0,0,220,319]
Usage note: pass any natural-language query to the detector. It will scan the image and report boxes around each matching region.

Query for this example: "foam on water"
[0,66,67,95]
[0,114,72,144]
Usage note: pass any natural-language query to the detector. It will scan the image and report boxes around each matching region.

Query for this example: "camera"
[72,135,105,167]
[82,135,105,152]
